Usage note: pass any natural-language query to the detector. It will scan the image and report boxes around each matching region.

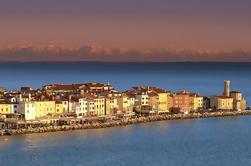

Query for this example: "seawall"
[1,110,251,137]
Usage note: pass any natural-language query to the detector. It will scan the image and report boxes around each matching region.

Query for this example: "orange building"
[172,91,194,113]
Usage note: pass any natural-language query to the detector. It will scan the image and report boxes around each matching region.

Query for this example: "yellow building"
[105,97,119,115]
[148,92,158,110]
[55,101,64,114]
[117,95,134,114]
[35,101,56,118]
[157,92,168,112]
[0,102,13,115]
[210,96,233,111]
[167,93,173,111]
[230,91,247,111]
[193,96,204,111]
[240,100,247,111]
[94,97,105,116]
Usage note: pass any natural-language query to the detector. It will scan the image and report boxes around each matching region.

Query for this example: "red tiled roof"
[148,92,158,97]
[216,96,233,99]
[44,83,85,91]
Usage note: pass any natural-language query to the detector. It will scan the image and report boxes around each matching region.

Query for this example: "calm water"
[0,62,250,104]
[1,116,251,166]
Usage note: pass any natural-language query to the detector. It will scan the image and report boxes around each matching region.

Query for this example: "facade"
[167,94,173,111]
[210,96,234,111]
[135,93,149,106]
[61,100,69,113]
[77,98,88,117]
[148,92,158,110]
[157,92,168,112]
[203,97,210,109]
[87,100,95,116]
[117,95,134,114]
[35,101,56,118]
[55,101,64,114]
[230,91,246,110]
[105,97,119,115]
[0,102,13,115]
[93,97,105,116]
[70,101,80,115]
[18,101,36,120]
[192,95,204,111]
[172,91,193,113]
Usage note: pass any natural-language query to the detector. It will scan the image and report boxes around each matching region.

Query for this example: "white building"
[76,98,88,117]
[18,101,36,120]
[135,93,149,106]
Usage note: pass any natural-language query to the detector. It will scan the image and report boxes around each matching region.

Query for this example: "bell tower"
[224,80,230,97]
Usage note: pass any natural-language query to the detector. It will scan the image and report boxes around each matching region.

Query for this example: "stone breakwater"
[1,110,251,136]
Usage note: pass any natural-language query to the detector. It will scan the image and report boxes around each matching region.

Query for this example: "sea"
[0,62,251,166]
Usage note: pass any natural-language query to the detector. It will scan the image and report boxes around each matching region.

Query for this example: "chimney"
[19,94,22,102]
[224,80,230,97]
[28,93,32,101]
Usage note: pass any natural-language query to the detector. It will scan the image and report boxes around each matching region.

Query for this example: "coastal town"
[0,80,249,136]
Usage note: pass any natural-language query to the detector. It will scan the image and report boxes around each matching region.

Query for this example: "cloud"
[0,45,251,62]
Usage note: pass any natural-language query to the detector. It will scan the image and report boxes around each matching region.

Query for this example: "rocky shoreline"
[1,110,251,137]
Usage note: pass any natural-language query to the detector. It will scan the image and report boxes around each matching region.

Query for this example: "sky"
[0,0,251,61]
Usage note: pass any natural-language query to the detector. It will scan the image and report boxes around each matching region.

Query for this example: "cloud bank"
[0,45,251,62]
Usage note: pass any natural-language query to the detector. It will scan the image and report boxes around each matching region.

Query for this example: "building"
[172,91,194,113]
[93,97,105,116]
[210,80,246,111]
[210,96,233,111]
[61,100,69,113]
[117,94,134,114]
[55,101,64,114]
[155,89,169,112]
[84,82,114,93]
[130,86,172,113]
[20,87,33,93]
[166,93,173,111]
[18,94,32,102]
[0,101,14,115]
[87,99,95,116]
[74,97,88,117]
[43,83,85,94]
[18,101,36,120]
[203,97,210,109]
[192,95,204,111]
[148,92,158,110]
[135,93,149,106]
[35,101,56,118]
[230,91,246,111]
[105,97,119,115]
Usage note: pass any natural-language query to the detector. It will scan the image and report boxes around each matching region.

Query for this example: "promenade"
[1,110,251,136]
